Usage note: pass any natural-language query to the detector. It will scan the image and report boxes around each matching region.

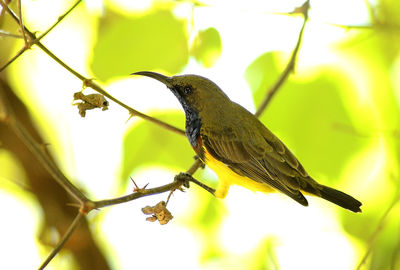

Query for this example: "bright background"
[1,0,400,269]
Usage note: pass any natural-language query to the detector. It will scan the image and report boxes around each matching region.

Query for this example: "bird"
[132,71,362,213]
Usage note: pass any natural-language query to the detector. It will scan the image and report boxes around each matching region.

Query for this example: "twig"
[83,79,185,135]
[0,0,82,72]
[0,0,185,136]
[356,184,400,270]
[16,0,28,46]
[0,30,23,38]
[0,81,88,203]
[167,159,212,204]
[1,76,186,266]
[255,0,309,117]
[172,158,213,199]
[187,174,215,194]
[38,42,185,134]
[327,23,374,30]
[0,0,31,71]
[36,0,82,41]
[93,158,210,209]
[38,212,84,270]
[186,158,204,175]
[0,175,33,193]
[175,172,215,195]
[93,179,183,209]
[0,46,27,72]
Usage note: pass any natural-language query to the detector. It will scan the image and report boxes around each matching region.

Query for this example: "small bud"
[73,92,109,117]
[141,201,173,225]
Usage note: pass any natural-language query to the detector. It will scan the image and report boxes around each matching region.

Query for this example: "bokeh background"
[1,0,400,269]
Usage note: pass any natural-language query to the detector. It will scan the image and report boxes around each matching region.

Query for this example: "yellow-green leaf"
[91,9,189,81]
[191,27,222,68]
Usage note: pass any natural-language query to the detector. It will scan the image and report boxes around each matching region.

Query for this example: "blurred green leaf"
[91,9,189,81]
[251,238,280,270]
[194,194,224,229]
[198,199,225,262]
[244,52,281,105]
[190,193,226,263]
[120,111,193,185]
[245,52,370,182]
[191,27,222,68]
[369,208,400,270]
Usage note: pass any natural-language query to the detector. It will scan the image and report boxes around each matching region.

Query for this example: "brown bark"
[0,79,110,269]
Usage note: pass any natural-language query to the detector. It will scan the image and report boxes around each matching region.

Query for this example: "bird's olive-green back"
[169,74,315,204]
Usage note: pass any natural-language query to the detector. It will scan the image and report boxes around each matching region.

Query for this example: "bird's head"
[132,71,230,113]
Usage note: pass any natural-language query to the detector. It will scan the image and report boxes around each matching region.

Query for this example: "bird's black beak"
[131,71,173,88]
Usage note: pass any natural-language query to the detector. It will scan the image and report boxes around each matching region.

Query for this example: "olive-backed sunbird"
[133,71,362,213]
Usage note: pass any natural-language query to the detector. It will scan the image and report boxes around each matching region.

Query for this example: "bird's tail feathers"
[317,185,362,213]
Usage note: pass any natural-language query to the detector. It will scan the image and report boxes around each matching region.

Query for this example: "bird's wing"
[201,121,312,206]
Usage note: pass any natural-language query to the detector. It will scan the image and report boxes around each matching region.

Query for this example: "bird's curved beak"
[131,71,173,88]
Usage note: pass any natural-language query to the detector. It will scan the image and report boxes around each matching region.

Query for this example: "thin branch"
[177,172,216,195]
[0,46,27,71]
[0,0,31,71]
[93,158,210,209]
[187,158,204,175]
[172,158,214,197]
[0,81,88,203]
[0,0,186,206]
[0,0,185,135]
[37,0,82,41]
[83,78,185,135]
[36,43,185,135]
[92,180,183,209]
[327,23,374,30]
[0,30,23,38]
[17,0,28,46]
[1,74,188,268]
[14,123,88,202]
[255,0,309,117]
[38,212,84,270]
[3,1,206,267]
[0,0,82,72]
[0,175,33,193]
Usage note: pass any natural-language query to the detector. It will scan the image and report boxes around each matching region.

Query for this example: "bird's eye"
[183,85,193,95]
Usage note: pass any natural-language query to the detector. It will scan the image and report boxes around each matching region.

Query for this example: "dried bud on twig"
[141,201,173,225]
[73,92,109,117]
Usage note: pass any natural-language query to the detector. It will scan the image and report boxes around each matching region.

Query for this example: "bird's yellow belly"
[203,148,275,198]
